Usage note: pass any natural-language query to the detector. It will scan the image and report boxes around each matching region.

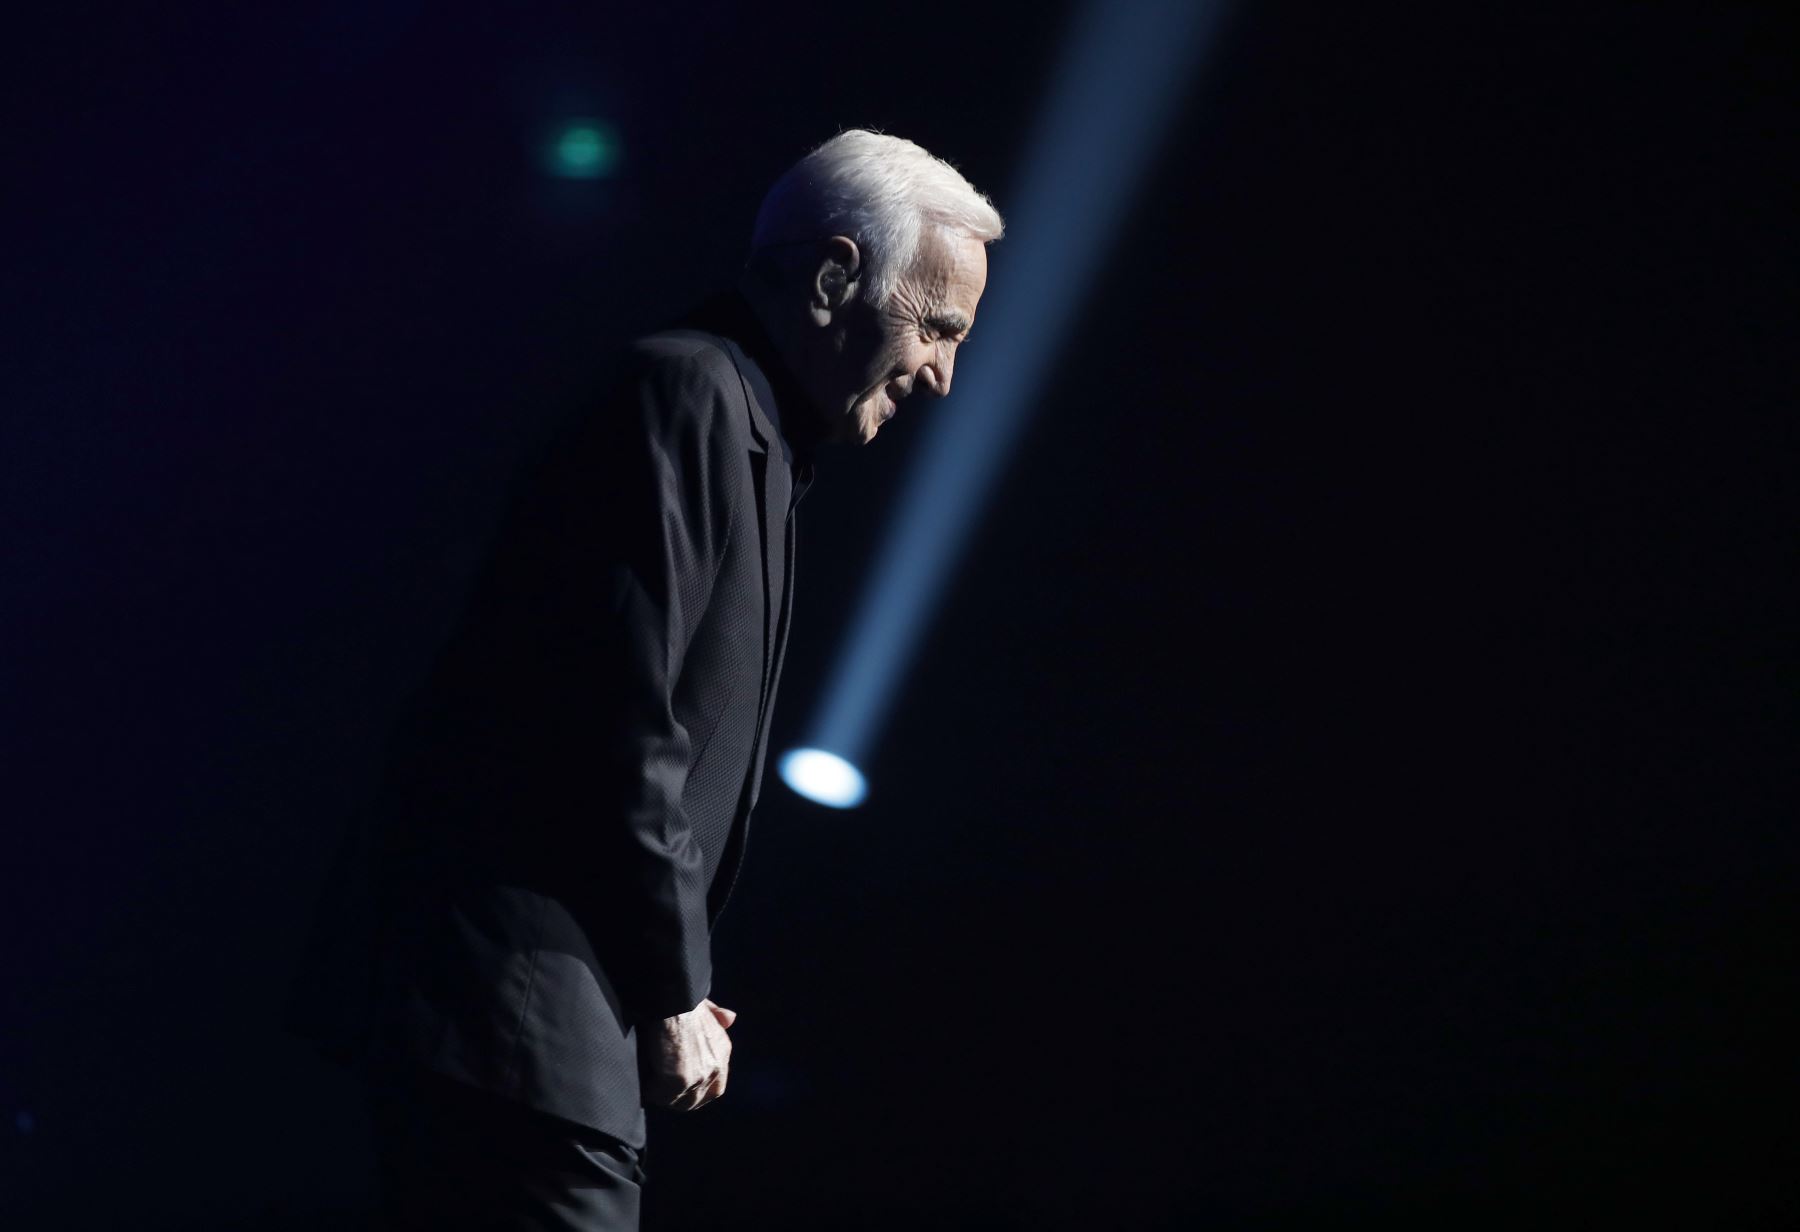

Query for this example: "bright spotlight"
[783,0,1232,803]
[779,748,868,809]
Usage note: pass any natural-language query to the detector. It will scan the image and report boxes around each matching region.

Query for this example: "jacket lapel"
[723,336,790,717]
[767,514,798,724]
[768,466,813,700]
[705,365,788,925]
[746,446,787,715]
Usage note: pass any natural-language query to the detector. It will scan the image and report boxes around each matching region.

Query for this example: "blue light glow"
[785,0,1232,799]
[779,748,868,809]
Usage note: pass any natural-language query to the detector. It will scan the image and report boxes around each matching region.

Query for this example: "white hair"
[749,128,1004,308]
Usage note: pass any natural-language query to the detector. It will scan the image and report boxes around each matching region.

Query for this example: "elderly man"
[284,129,1001,1230]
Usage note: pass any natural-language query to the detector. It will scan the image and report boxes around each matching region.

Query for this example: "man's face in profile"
[827,231,989,444]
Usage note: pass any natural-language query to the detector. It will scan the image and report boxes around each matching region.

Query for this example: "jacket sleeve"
[574,345,741,1026]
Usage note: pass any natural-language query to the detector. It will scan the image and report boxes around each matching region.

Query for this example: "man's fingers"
[672,1037,728,1111]
[672,1066,725,1112]
[644,1004,734,1111]
[667,1068,708,1111]
[695,1067,726,1109]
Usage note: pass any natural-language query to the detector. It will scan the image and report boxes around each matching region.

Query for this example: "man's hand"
[639,998,737,1111]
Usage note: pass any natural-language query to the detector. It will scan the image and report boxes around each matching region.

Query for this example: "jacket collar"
[675,287,826,494]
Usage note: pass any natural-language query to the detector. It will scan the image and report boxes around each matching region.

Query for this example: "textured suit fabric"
[284,290,817,1151]
[368,1062,648,1230]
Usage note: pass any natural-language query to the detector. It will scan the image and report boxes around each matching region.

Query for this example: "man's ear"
[808,236,862,324]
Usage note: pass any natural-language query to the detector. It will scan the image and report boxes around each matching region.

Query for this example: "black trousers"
[366,1064,648,1231]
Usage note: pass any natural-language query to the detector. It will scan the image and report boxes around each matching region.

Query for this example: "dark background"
[3,2,1792,1227]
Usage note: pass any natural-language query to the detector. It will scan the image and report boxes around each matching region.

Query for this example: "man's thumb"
[707,1000,738,1028]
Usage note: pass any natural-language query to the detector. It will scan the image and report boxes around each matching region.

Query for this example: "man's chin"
[848,405,882,444]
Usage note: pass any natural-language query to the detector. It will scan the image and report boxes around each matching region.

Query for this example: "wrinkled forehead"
[914,229,989,313]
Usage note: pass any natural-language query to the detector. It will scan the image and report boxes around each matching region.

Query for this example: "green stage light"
[546,120,620,180]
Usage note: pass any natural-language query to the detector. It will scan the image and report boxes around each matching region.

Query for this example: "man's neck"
[736,270,800,375]
[733,269,838,454]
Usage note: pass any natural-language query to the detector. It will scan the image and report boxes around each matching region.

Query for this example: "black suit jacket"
[284,290,817,1148]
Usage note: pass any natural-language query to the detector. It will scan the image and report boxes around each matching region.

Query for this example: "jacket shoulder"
[621,330,752,439]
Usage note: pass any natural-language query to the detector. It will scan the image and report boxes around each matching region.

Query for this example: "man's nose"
[919,347,955,397]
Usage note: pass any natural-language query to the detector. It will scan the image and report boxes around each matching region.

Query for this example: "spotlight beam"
[789,2,1233,802]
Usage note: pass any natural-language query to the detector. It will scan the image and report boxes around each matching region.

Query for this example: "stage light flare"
[779,748,868,809]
